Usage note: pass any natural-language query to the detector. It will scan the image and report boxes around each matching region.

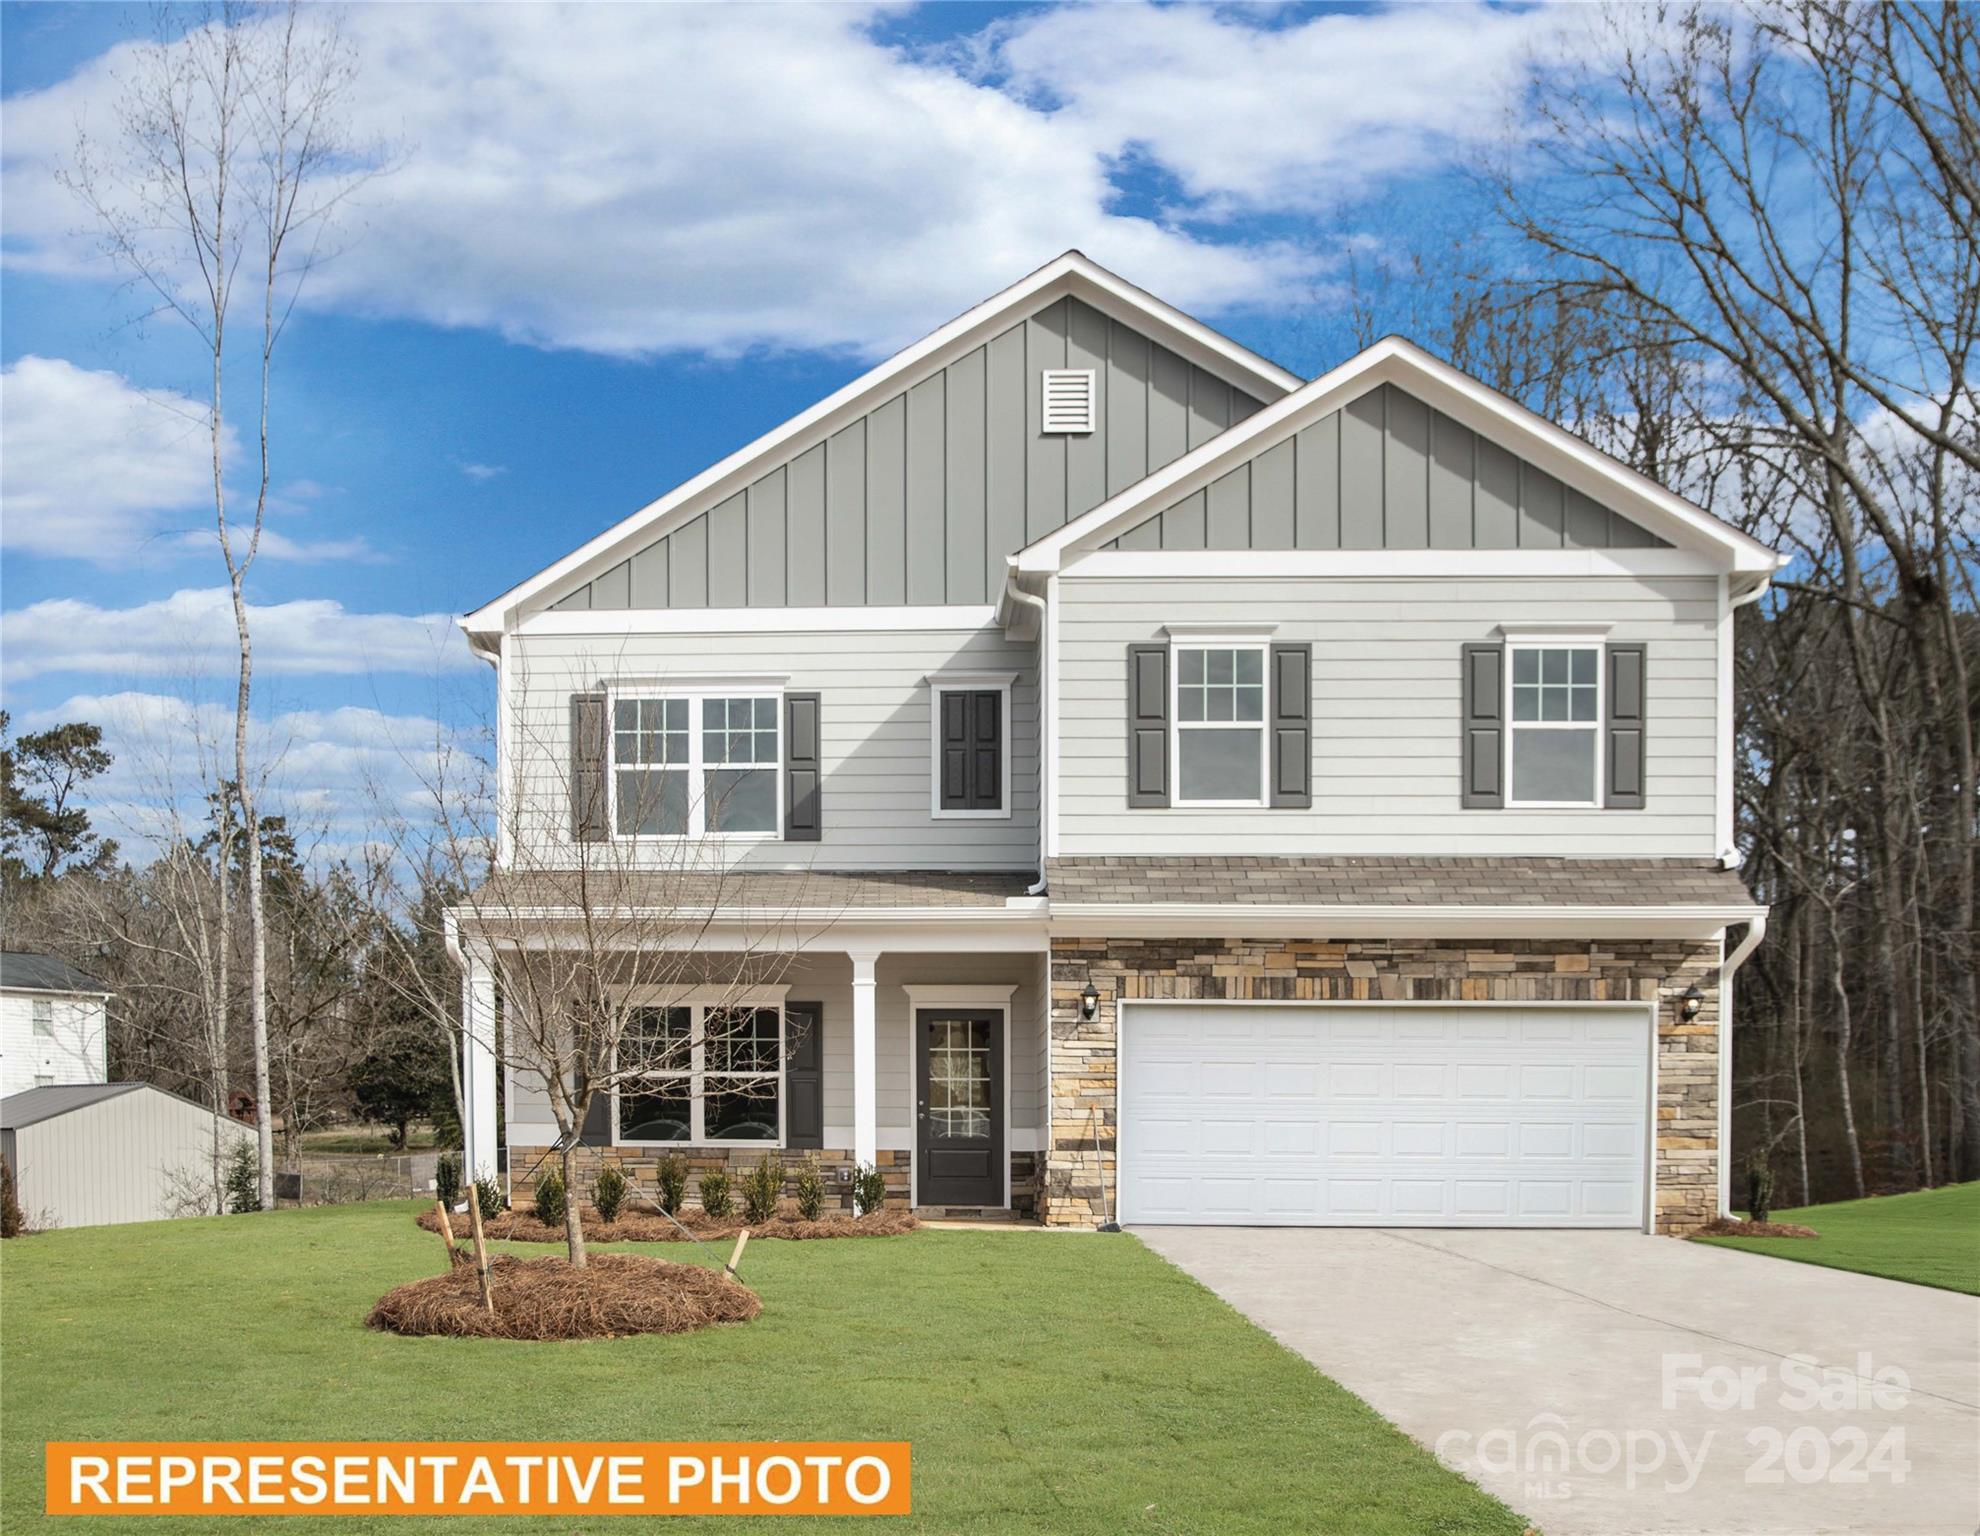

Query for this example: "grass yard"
[1696,1180,1980,1294]
[1,1203,1522,1535]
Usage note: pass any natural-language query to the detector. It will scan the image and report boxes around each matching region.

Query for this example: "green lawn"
[1,1204,1520,1535]
[1696,1180,1980,1294]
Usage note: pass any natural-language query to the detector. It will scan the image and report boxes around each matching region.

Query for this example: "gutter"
[1716,573,1777,870]
[1000,562,1052,897]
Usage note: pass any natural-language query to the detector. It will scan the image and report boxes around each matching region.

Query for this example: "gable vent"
[1041,369,1097,434]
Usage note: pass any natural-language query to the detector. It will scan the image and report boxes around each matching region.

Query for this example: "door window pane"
[927,1019,992,1139]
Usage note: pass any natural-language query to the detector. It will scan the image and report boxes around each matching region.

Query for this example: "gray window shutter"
[1126,644,1170,808]
[1269,643,1312,808]
[570,692,608,840]
[1460,643,1504,809]
[784,1001,823,1150]
[784,692,822,841]
[940,690,1003,811]
[1606,645,1647,809]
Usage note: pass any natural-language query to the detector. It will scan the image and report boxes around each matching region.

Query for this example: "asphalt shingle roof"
[0,951,110,995]
[474,868,1036,911]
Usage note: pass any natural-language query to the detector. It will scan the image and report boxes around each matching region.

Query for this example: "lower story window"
[618,1002,783,1145]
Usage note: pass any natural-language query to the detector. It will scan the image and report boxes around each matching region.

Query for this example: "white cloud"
[458,462,507,483]
[0,588,473,684]
[0,3,1557,362]
[0,357,377,564]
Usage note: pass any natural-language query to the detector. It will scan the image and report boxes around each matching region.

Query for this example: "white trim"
[1044,573,1061,859]
[611,995,789,1150]
[1018,337,1784,575]
[1497,624,1612,641]
[606,683,785,843]
[604,672,790,689]
[902,985,1015,1210]
[1169,635,1270,809]
[1715,573,1735,856]
[1064,549,1727,580]
[1114,997,1660,1233]
[1051,903,1761,940]
[928,676,1015,822]
[521,605,998,637]
[462,252,1298,635]
[1504,637,1605,810]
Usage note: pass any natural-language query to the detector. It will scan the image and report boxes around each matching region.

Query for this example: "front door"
[915,1009,1003,1207]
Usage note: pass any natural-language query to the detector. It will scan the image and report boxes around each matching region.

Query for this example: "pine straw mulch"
[1695,1216,1821,1239]
[367,1252,762,1340]
[416,1205,918,1245]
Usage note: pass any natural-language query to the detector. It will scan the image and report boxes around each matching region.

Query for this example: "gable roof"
[1015,336,1785,580]
[462,252,1304,644]
[0,951,110,997]
[0,1082,141,1129]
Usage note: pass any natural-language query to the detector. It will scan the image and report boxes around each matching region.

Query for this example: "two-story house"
[451,253,1777,1235]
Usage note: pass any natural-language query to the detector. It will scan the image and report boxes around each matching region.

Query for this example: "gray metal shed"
[1,1083,251,1228]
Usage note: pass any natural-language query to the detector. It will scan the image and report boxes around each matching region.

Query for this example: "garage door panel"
[1122,1004,1648,1228]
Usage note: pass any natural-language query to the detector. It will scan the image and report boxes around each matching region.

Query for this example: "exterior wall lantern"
[1080,981,1099,1021]
[1679,984,1704,1022]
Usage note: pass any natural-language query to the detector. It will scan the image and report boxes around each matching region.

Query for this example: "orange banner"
[46,1442,910,1517]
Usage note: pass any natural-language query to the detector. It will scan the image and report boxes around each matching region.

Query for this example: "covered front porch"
[450,873,1051,1215]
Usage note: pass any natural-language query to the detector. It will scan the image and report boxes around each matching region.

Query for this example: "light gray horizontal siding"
[508,625,1038,870]
[506,949,1045,1142]
[1055,574,1720,857]
[551,298,1264,613]
[1110,384,1669,553]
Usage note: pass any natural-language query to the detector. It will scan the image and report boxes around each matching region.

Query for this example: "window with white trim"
[617,1003,784,1145]
[611,691,780,838]
[1173,642,1267,804]
[1508,642,1602,806]
[31,999,53,1037]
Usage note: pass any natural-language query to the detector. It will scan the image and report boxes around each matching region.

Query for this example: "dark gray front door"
[915,1009,1002,1207]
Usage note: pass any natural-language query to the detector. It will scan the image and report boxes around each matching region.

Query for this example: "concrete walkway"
[1137,1227,1978,1536]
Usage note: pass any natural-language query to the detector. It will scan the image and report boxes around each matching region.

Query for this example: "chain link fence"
[276,1151,453,1206]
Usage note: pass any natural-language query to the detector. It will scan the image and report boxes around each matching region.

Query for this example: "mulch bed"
[416,1205,918,1245]
[1695,1216,1821,1239]
[367,1252,762,1340]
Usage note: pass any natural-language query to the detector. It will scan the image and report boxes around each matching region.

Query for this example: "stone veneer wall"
[1044,937,1721,1235]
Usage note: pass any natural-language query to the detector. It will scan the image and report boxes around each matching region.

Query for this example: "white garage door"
[1120,1004,1649,1228]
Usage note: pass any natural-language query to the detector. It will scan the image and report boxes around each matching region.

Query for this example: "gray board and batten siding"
[1108,383,1671,553]
[549,297,1265,613]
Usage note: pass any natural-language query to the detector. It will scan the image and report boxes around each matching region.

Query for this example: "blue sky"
[0,1,1563,846]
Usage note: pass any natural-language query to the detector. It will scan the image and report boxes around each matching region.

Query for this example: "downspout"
[1717,908,1770,1217]
[1001,563,1050,896]
[1717,575,1773,871]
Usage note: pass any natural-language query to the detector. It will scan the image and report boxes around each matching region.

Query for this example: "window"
[617,1002,784,1145]
[31,999,53,1037]
[929,676,1011,819]
[611,691,779,838]
[1174,643,1267,804]
[1508,643,1602,806]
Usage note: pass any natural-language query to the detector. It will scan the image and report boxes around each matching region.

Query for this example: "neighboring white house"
[1,1083,253,1228]
[0,951,110,1098]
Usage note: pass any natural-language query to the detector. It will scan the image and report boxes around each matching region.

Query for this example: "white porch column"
[849,949,881,1168]
[461,945,500,1189]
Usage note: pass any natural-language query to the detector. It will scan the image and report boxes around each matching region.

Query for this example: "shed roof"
[0,951,111,996]
[1,1082,142,1130]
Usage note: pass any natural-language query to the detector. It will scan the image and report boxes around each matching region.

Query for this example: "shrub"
[534,1170,567,1227]
[593,1163,628,1224]
[698,1170,732,1220]
[792,1161,825,1221]
[225,1140,262,1214]
[852,1162,887,1217]
[742,1157,784,1224]
[656,1155,687,1216]
[1,1158,23,1238]
[434,1154,462,1208]
[1746,1159,1775,1225]
[474,1176,502,1221]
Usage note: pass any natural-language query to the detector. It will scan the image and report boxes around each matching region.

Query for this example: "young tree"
[67,3,372,1206]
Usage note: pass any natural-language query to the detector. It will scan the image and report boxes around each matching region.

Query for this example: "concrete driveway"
[1137,1228,1978,1536]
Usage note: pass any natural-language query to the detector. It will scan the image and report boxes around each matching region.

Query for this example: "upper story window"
[617,1001,783,1146]
[611,691,780,839]
[31,999,53,1036]
[1507,642,1601,807]
[929,673,1013,820]
[1174,643,1267,805]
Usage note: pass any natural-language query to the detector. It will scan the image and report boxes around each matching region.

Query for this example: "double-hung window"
[612,690,780,838]
[1173,641,1268,805]
[31,999,53,1037]
[1507,640,1602,807]
[617,1001,784,1145]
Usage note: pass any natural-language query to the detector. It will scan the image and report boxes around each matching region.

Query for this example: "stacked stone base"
[1044,935,1722,1235]
[508,1145,911,1214]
